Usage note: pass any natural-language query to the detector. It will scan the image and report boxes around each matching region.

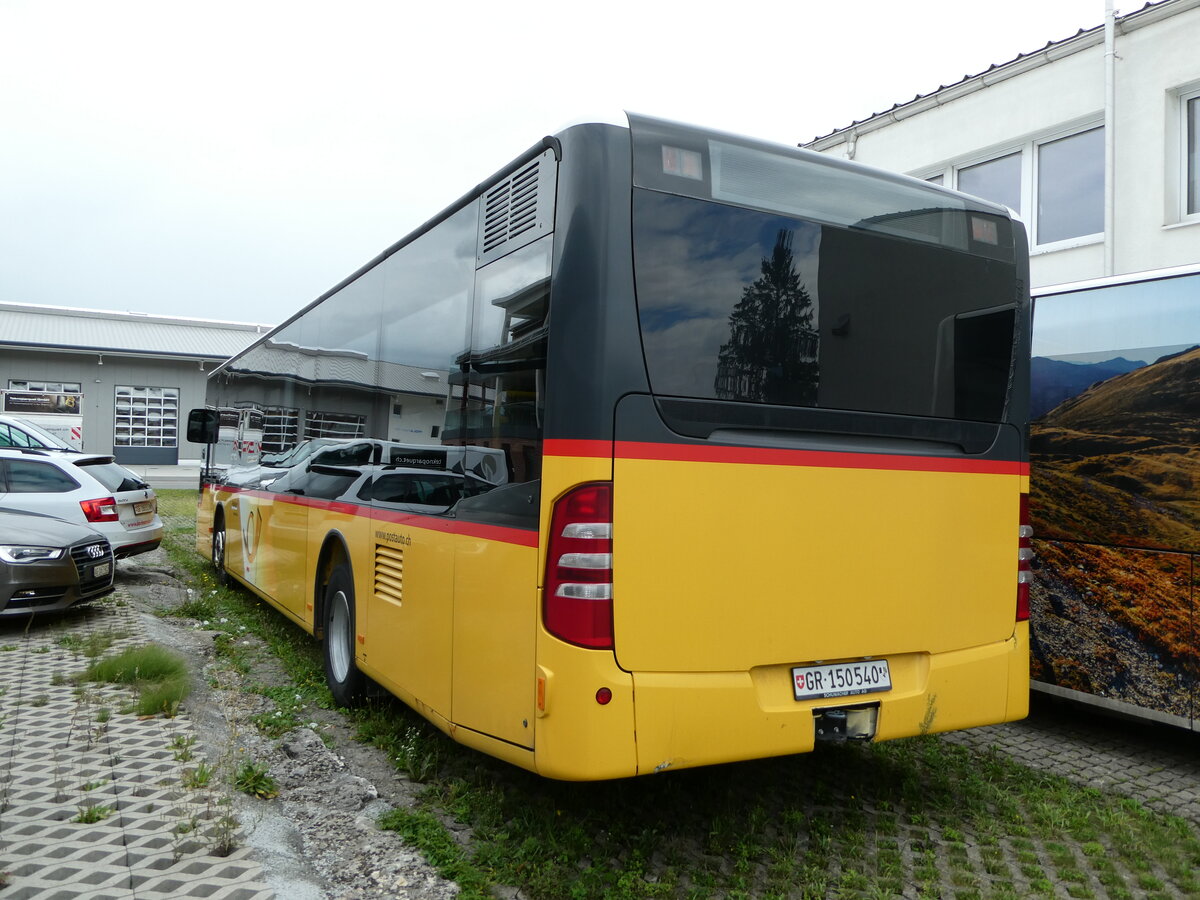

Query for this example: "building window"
[929,124,1104,249]
[8,380,81,393]
[1187,93,1200,216]
[1037,127,1104,244]
[114,386,179,448]
[957,153,1023,214]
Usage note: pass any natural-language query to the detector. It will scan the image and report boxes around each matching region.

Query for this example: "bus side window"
[448,234,551,495]
[371,471,460,513]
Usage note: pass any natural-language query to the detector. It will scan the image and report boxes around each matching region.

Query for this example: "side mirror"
[187,408,220,444]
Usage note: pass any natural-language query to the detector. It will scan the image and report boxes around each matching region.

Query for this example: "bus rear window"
[632,191,1018,423]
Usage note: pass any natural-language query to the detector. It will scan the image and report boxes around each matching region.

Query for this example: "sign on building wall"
[2,391,81,416]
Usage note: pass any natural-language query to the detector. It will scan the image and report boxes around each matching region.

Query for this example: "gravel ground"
[118,549,463,900]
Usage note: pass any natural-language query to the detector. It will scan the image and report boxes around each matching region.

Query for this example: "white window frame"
[1178,86,1200,225]
[916,119,1105,253]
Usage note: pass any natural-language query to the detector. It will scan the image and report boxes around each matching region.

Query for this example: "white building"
[802,0,1200,289]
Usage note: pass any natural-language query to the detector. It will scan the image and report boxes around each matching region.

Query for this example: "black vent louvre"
[482,159,541,254]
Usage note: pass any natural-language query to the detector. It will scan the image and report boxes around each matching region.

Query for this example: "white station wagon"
[0,448,163,558]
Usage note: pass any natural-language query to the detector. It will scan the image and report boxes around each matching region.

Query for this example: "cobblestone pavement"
[944,693,1200,827]
[0,602,274,900]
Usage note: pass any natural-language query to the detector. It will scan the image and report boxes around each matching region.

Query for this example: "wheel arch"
[313,531,352,640]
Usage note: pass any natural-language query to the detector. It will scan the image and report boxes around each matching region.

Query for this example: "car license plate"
[792,659,892,701]
[134,501,153,515]
[93,562,111,578]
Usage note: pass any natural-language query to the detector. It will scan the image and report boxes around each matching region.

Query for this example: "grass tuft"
[80,644,191,716]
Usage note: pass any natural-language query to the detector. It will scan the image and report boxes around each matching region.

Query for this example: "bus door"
[446,234,548,747]
[451,478,540,749]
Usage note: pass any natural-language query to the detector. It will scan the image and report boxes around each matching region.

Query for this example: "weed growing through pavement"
[78,644,191,716]
[181,760,215,789]
[170,734,196,762]
[73,802,113,824]
[57,629,128,659]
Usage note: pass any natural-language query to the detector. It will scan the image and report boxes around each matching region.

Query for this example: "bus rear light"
[1017,495,1032,622]
[557,552,613,569]
[81,497,120,523]
[595,687,612,705]
[545,482,614,649]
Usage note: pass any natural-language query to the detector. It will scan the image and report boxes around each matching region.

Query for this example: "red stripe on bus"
[215,488,538,548]
[545,439,1027,476]
[371,506,538,547]
[543,439,612,458]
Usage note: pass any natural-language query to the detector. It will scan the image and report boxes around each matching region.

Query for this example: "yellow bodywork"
[195,448,1028,780]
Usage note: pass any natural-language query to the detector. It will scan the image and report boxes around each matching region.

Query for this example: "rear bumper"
[630,626,1029,775]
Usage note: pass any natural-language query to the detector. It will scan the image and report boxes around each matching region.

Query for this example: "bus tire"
[323,565,365,707]
[212,519,229,587]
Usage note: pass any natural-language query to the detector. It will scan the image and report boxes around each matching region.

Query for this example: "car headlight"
[0,545,66,563]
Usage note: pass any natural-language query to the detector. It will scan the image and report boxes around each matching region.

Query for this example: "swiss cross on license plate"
[792,659,892,701]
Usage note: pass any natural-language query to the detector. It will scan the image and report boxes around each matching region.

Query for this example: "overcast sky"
[1,0,1106,326]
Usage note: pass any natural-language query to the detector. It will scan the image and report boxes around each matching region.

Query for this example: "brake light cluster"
[81,497,120,523]
[544,482,614,649]
[1017,493,1033,621]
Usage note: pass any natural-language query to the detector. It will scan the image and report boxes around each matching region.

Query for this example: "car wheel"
[212,520,229,586]
[323,565,365,707]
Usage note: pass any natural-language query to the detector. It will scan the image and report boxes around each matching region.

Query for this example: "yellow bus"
[189,114,1031,780]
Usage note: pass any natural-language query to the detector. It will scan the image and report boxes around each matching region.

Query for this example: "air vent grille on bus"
[476,148,556,266]
[482,160,540,254]
[374,544,404,606]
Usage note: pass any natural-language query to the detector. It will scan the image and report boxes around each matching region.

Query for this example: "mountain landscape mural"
[1029,347,1200,722]
[1029,355,1144,419]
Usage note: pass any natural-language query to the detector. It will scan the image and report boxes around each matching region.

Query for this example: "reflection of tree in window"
[715,229,819,404]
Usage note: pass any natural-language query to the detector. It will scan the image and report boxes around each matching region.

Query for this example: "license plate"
[134,501,153,514]
[792,659,892,701]
[93,562,111,578]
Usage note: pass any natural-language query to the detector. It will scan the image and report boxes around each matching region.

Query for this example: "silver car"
[0,507,115,616]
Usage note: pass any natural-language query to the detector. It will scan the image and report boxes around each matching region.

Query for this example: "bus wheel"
[323,565,365,707]
[212,521,229,586]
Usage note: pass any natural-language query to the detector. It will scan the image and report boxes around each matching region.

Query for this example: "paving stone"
[0,603,274,900]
